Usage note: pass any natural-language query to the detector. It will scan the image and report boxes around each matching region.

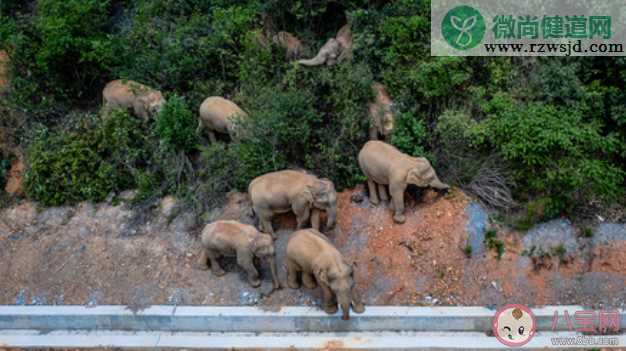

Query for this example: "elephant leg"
[310,209,321,231]
[390,183,407,224]
[206,249,226,276]
[351,288,365,313]
[237,251,260,288]
[207,131,217,144]
[367,179,380,205]
[302,272,317,289]
[293,204,311,230]
[286,257,301,289]
[256,209,276,238]
[196,249,210,270]
[369,126,379,141]
[321,283,338,314]
[378,183,389,202]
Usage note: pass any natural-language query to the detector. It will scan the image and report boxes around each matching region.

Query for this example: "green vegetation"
[154,95,198,153]
[0,158,9,189]
[582,227,594,238]
[484,229,504,260]
[0,0,624,223]
[463,244,473,259]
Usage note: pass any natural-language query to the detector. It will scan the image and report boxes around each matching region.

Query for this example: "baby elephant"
[248,170,337,238]
[286,229,364,320]
[197,220,280,289]
[358,141,449,224]
[102,79,165,120]
[198,96,248,143]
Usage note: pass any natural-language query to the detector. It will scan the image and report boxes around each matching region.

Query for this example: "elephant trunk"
[297,52,327,66]
[431,178,450,191]
[326,204,337,229]
[268,256,280,290]
[298,38,338,66]
[340,302,350,320]
[337,290,351,320]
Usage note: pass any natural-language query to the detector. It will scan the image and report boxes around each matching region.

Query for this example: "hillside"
[1,188,624,309]
[0,0,625,313]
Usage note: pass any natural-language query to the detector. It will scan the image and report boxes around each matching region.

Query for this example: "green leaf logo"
[442,5,485,50]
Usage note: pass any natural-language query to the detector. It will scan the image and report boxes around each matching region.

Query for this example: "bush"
[24,109,148,206]
[391,111,428,158]
[154,95,198,152]
[25,130,116,206]
[0,158,10,190]
[310,63,373,188]
[476,101,624,213]
[230,83,319,189]
[3,0,116,115]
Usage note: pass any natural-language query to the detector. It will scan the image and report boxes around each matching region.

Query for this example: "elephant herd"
[100,70,449,321]
[194,145,448,320]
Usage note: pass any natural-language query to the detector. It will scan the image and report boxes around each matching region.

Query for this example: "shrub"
[154,95,198,152]
[25,130,116,206]
[3,0,117,115]
[24,109,148,206]
[391,111,428,158]
[310,63,373,189]
[0,158,10,190]
[229,83,319,189]
[476,101,624,214]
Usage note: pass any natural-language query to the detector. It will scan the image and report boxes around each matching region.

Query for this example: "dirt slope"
[0,187,624,309]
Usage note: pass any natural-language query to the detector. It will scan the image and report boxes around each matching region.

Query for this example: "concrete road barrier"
[0,305,624,349]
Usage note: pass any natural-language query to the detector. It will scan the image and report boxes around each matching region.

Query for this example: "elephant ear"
[406,167,431,187]
[317,179,336,196]
[315,266,329,286]
[295,186,314,206]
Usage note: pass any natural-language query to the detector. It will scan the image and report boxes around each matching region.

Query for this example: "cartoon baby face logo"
[493,304,536,347]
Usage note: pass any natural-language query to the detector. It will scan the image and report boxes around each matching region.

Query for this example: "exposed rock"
[522,219,578,259]
[36,207,72,227]
[160,195,178,218]
[465,202,488,256]
[1,201,37,230]
[590,223,626,274]
[118,189,137,201]
[593,223,626,245]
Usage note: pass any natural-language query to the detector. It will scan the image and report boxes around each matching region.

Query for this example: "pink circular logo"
[492,304,536,347]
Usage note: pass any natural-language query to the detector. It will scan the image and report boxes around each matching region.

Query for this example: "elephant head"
[315,260,364,320]
[406,158,450,191]
[251,233,280,290]
[138,91,165,117]
[305,178,337,229]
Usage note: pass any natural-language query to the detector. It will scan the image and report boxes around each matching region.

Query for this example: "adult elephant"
[102,79,165,121]
[358,141,449,223]
[248,170,337,238]
[286,229,364,320]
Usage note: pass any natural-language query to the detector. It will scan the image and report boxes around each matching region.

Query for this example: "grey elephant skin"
[358,141,450,223]
[102,79,165,121]
[298,24,352,66]
[286,229,364,320]
[248,170,337,237]
[197,220,280,290]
